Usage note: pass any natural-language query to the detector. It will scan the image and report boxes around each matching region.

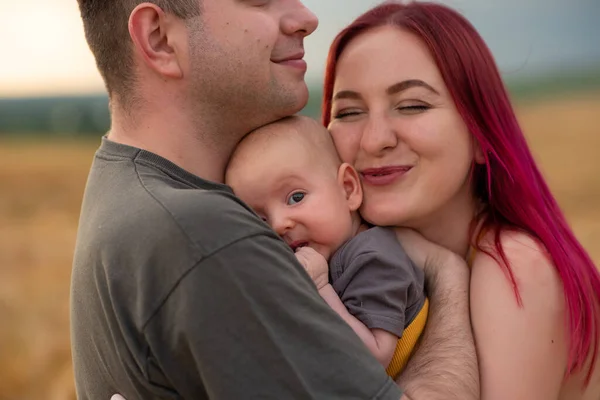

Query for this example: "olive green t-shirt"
[70,137,403,399]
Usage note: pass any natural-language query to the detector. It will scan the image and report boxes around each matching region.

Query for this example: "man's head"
[77,0,199,106]
[226,116,363,260]
[78,0,318,130]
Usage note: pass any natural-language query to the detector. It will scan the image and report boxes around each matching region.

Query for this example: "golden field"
[0,91,599,399]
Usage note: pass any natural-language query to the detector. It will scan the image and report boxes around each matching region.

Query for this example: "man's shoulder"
[90,139,268,242]
[159,186,254,221]
[151,186,271,250]
[72,165,277,331]
[100,184,273,264]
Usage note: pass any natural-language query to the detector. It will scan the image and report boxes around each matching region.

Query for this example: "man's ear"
[337,163,363,211]
[129,3,185,79]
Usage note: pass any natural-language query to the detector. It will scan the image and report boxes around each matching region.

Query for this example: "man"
[71,0,479,399]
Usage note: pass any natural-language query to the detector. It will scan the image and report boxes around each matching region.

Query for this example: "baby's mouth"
[289,240,309,252]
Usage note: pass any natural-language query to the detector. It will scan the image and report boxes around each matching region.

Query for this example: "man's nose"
[281,0,319,37]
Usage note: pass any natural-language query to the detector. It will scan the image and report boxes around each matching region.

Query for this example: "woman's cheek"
[330,129,359,164]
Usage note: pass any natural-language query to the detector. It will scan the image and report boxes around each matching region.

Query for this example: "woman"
[322,2,600,399]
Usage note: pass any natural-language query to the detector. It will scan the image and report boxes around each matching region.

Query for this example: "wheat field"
[1,91,599,399]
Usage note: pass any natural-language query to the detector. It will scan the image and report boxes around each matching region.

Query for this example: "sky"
[1,0,598,97]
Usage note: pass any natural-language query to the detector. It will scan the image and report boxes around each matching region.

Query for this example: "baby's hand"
[295,247,329,290]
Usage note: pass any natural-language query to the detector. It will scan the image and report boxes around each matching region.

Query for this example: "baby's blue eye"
[287,192,305,205]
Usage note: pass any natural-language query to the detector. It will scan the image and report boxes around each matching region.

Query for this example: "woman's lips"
[360,166,412,186]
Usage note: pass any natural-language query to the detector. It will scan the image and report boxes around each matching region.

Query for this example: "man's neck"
[108,103,242,184]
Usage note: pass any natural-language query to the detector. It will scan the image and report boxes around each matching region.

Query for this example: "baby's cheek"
[328,219,354,254]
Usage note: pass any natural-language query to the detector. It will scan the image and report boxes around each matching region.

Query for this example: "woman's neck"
[412,190,481,259]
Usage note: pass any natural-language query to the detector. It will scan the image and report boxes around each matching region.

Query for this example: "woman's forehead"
[333,27,446,98]
[337,27,440,80]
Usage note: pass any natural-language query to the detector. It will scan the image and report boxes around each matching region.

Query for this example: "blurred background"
[1,0,599,398]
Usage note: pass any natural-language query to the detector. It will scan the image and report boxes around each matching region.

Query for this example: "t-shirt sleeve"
[331,228,424,338]
[144,231,403,400]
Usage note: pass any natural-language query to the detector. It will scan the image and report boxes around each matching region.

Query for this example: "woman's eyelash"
[333,103,430,119]
[400,105,429,110]
[334,111,360,119]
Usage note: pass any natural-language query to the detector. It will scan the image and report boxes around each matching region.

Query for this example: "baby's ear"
[337,163,363,211]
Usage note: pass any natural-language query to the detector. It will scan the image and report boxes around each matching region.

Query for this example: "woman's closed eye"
[397,102,431,114]
[244,0,270,7]
[287,192,306,205]
[333,103,431,119]
[333,109,363,120]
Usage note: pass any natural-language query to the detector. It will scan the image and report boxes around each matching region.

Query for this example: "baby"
[225,115,428,377]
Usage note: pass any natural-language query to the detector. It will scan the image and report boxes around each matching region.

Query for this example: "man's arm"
[143,231,402,399]
[395,229,480,400]
[111,244,476,400]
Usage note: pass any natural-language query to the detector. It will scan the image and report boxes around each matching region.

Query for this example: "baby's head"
[226,115,363,260]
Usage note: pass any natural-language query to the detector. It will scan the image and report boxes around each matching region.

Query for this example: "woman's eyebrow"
[332,90,362,101]
[386,79,439,95]
[333,79,439,101]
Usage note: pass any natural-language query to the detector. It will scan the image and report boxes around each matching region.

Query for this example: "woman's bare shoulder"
[469,230,569,399]
[473,229,560,294]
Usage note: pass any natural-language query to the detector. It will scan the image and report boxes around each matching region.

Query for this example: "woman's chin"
[360,206,412,228]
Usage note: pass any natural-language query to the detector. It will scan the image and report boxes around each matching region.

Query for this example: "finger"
[295,246,317,256]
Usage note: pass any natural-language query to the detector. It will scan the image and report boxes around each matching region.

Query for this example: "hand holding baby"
[295,247,329,290]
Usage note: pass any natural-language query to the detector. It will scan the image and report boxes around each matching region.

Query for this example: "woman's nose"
[360,115,398,156]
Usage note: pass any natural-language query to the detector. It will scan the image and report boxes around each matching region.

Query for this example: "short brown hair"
[78,0,201,105]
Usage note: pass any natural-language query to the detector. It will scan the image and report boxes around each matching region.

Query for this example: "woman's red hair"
[322,1,600,383]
